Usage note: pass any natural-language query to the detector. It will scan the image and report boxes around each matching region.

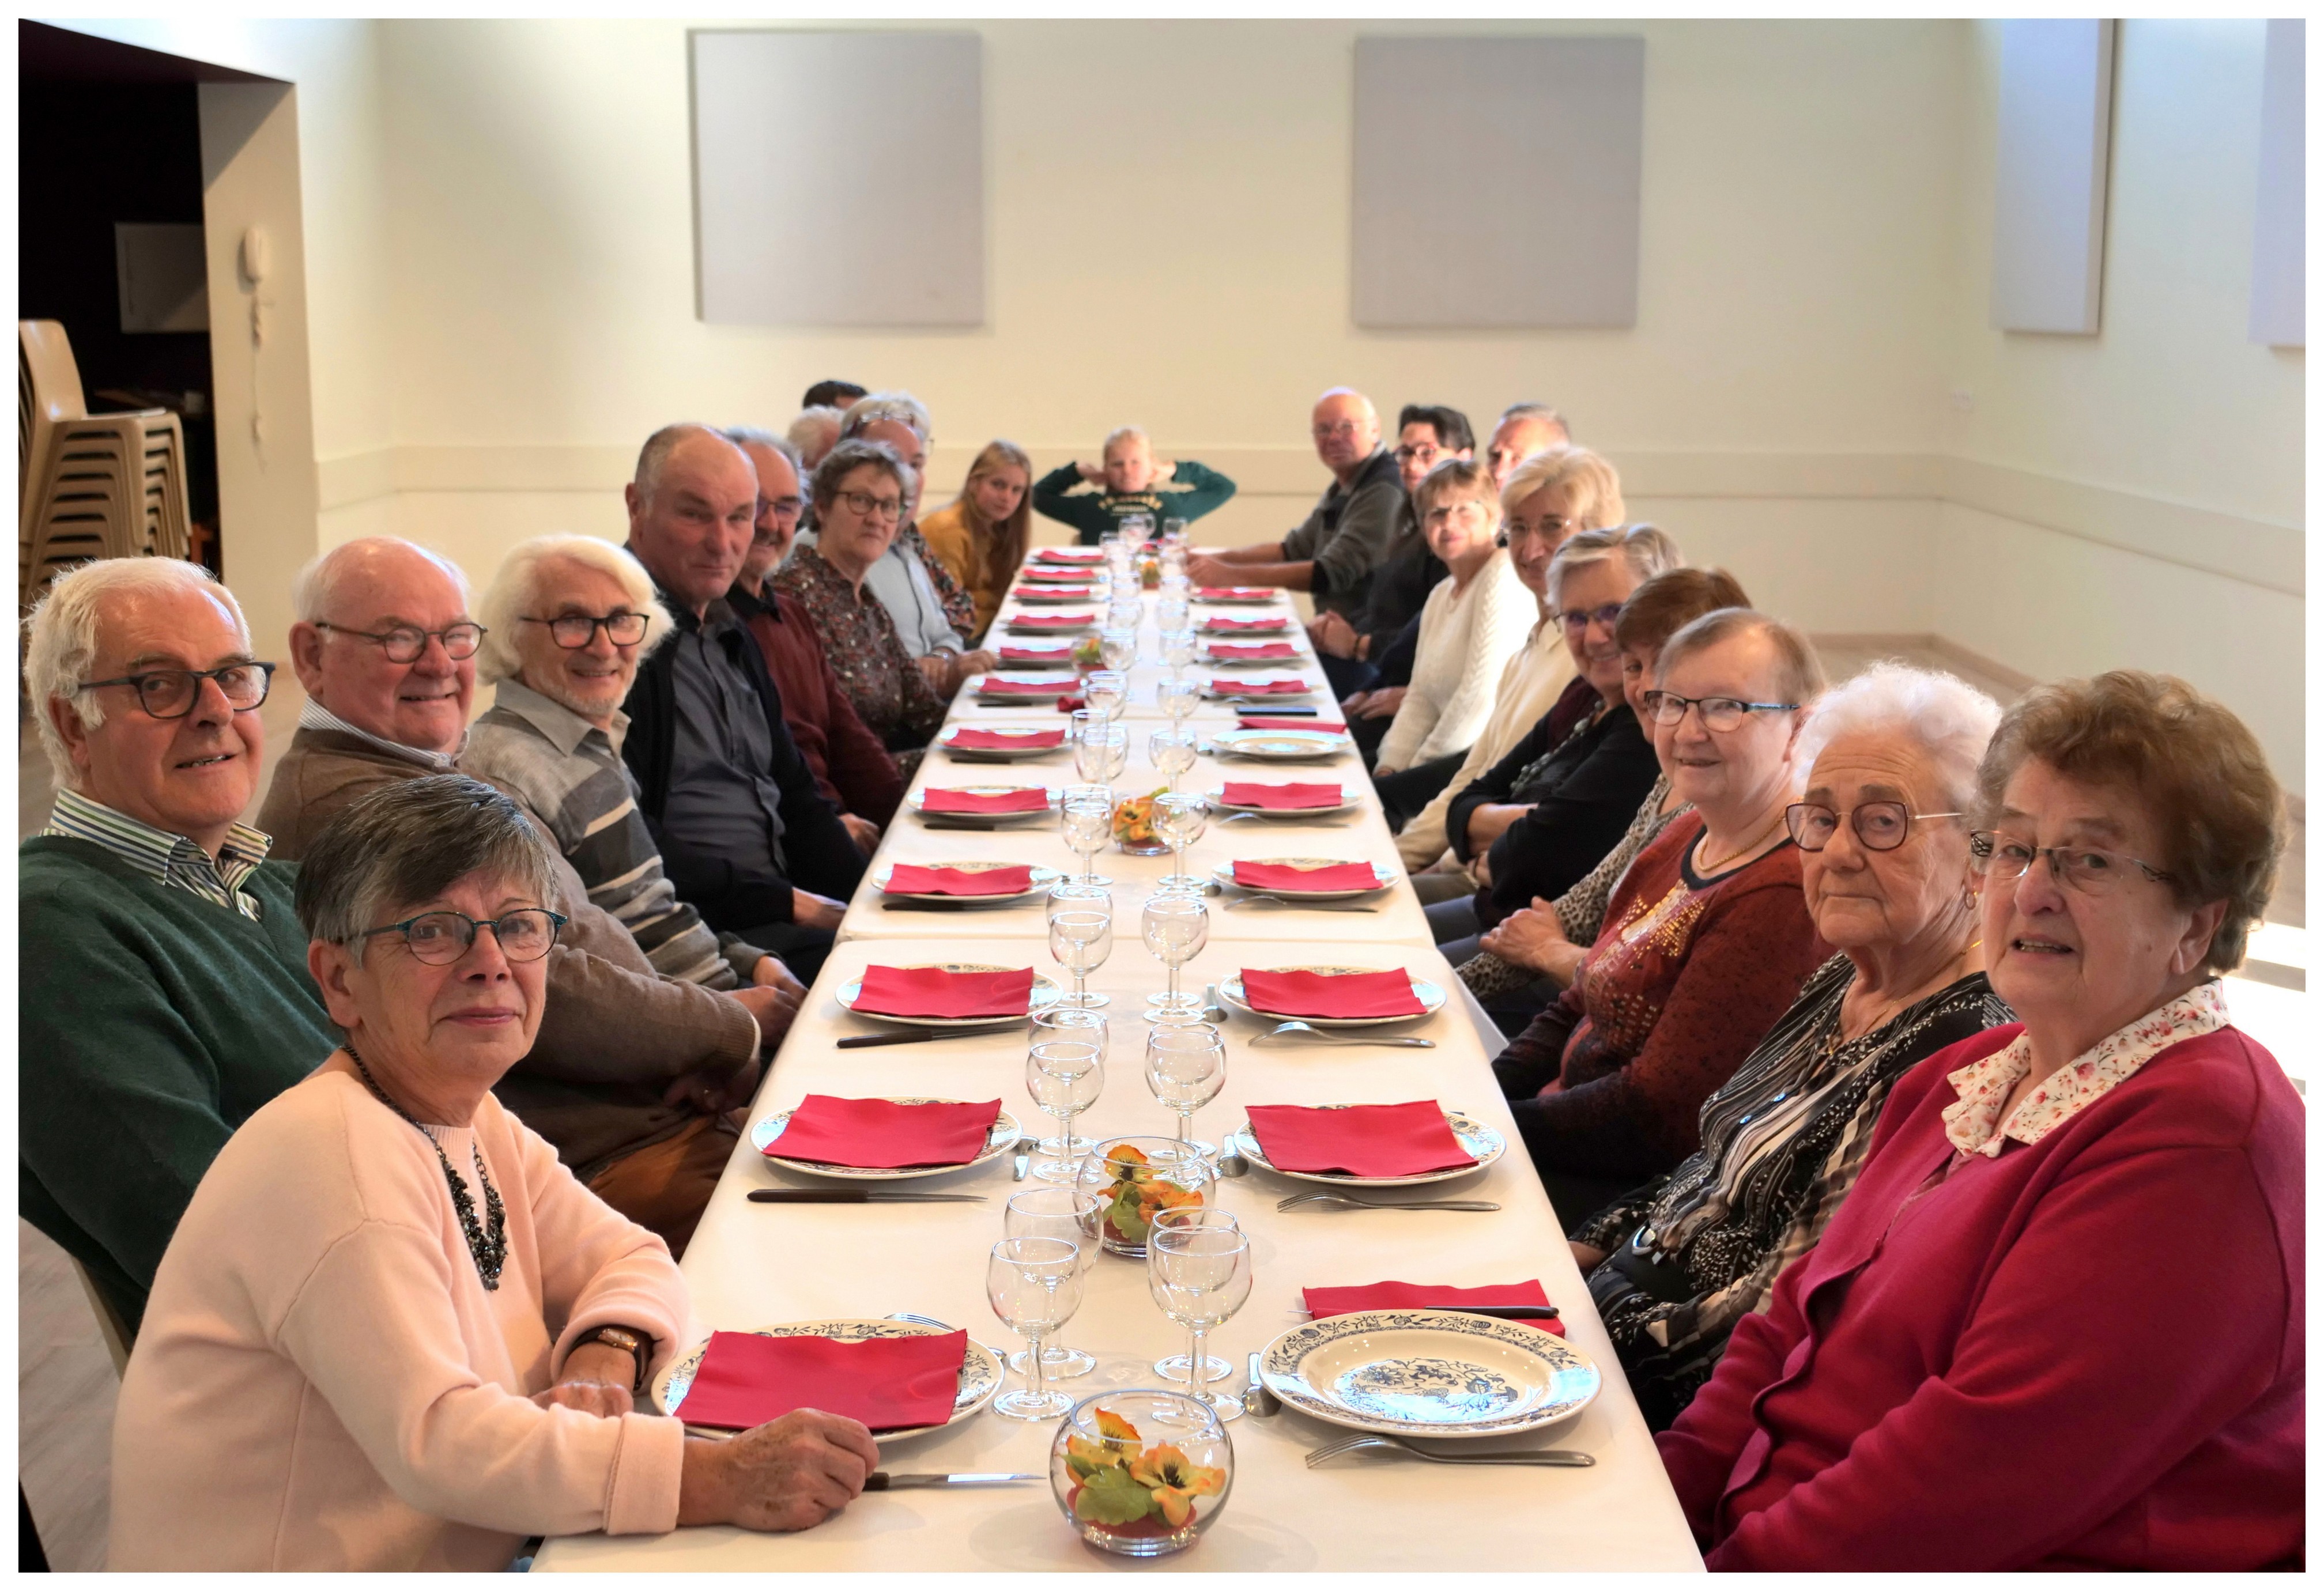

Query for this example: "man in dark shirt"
[1319,401,1473,704]
[620,423,867,981]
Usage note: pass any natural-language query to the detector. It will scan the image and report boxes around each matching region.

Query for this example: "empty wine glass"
[1155,594,1191,633]
[1153,791,1209,891]
[1140,892,1209,1022]
[1003,1188,1104,1376]
[1027,1038,1104,1181]
[1120,511,1156,543]
[1062,784,1114,885]
[1106,595,1144,630]
[1047,906,1114,1016]
[1075,721,1129,788]
[989,1237,1083,1420]
[1099,626,1140,672]
[1157,672,1201,725]
[1146,1220,1252,1421]
[1161,516,1189,549]
[1160,628,1197,674]
[1150,1206,1240,1386]
[1084,671,1129,725]
[1149,726,1198,794]
[1144,1022,1225,1154]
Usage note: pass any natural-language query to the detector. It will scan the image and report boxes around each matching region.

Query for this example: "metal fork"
[1224,894,1380,913]
[1304,1433,1593,1468]
[1277,1192,1500,1213]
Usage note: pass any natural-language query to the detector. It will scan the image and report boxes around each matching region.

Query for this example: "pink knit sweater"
[108,1068,692,1570]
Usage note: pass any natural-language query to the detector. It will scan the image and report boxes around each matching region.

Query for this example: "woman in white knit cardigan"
[1372,458,1536,781]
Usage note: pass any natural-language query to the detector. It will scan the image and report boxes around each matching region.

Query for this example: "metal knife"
[836,1025,1027,1048]
[865,1472,1043,1490]
[747,1189,988,1204]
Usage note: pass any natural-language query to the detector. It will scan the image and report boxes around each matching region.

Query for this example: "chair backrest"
[18,321,86,477]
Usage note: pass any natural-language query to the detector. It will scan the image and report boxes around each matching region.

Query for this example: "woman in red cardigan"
[1658,671,2303,1570]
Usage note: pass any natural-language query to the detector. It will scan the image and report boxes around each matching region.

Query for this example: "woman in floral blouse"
[771,440,949,765]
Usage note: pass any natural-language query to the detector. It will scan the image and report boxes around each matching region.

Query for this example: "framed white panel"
[1352,36,1643,329]
[693,30,983,327]
[2250,19,2303,347]
[1991,20,2116,335]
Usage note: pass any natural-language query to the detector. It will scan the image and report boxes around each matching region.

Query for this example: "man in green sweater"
[19,558,338,1335]
[1031,426,1238,545]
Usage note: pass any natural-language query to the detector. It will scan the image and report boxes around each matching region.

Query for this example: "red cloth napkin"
[1244,1101,1474,1178]
[922,786,1050,814]
[1207,641,1297,660]
[1237,715,1329,730]
[1219,780,1344,810]
[854,963,1036,1018]
[1034,549,1105,564]
[980,676,1074,695]
[998,645,1074,664]
[1232,860,1383,893]
[1213,676,1308,695]
[1020,566,1093,583]
[884,863,1035,897]
[946,727,1065,751]
[1240,967,1427,1018]
[1015,586,1096,600]
[1054,696,1086,713]
[766,1092,1004,1166]
[678,1328,969,1431]
[1205,616,1289,632]
[1011,612,1096,629]
[1302,1281,1564,1337]
[1197,587,1274,600]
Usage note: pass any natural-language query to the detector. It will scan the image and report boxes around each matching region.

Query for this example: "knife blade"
[836,1025,1027,1048]
[865,1472,1043,1490]
[747,1189,988,1204]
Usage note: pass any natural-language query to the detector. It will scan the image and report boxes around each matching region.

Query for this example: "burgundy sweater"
[1658,1022,2305,1571]
[731,584,905,827]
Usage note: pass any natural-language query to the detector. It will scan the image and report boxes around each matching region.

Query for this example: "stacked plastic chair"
[18,319,193,609]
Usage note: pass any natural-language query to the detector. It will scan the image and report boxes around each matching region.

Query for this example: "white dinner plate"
[1208,857,1395,900]
[1204,728,1351,762]
[1192,590,1280,606]
[836,962,1065,1028]
[1198,618,1293,636]
[1218,963,1448,1028]
[1203,786,1360,821]
[1227,1106,1506,1188]
[1204,675,1313,700]
[1012,587,1101,606]
[907,787,1061,827]
[657,1319,1005,1443]
[939,728,1069,762]
[1258,1312,1602,1438]
[752,1098,1024,1180]
[873,860,1063,905]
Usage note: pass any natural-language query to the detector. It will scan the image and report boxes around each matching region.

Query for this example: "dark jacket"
[618,571,867,931]
[1354,500,1446,682]
[1280,448,1405,618]
[728,579,906,826]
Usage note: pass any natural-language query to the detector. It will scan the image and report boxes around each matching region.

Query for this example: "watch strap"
[578,1324,651,1394]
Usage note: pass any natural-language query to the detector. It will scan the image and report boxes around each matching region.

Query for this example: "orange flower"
[1130,1443,1225,1528]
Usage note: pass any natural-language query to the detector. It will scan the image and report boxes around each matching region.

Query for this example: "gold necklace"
[1695,807,1789,875]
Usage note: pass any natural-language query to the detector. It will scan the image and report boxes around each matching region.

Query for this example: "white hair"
[840,390,932,445]
[1103,425,1149,455]
[474,535,674,686]
[1315,386,1379,426]
[1794,660,2002,813]
[787,406,844,463]
[291,536,471,625]
[24,558,252,788]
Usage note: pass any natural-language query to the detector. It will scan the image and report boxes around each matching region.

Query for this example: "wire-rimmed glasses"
[1140,892,1209,1022]
[1149,725,1199,792]
[1152,792,1209,890]
[1144,1022,1225,1154]
[1784,801,1963,853]
[1061,785,1115,886]
[1002,1188,1104,1376]
[988,1237,1084,1420]
[1027,1038,1105,1182]
[1968,830,2175,893]
[1146,1217,1252,1421]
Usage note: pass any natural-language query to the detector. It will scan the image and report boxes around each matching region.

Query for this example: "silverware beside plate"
[836,1023,1028,1048]
[748,1189,990,1204]
[866,1472,1044,1490]
[1304,1434,1593,1469]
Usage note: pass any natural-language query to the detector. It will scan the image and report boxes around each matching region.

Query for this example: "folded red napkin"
[1205,616,1289,632]
[1054,696,1086,713]
[678,1328,969,1432]
[1015,586,1096,600]
[946,727,1065,751]
[1208,641,1297,660]
[853,964,1036,1018]
[1244,1101,1474,1178]
[1020,566,1093,582]
[998,645,1074,664]
[1197,587,1274,600]
[1302,1281,1564,1337]
[766,1092,1004,1167]
[980,676,1074,695]
[1034,548,1105,564]
[1214,676,1309,695]
[1011,612,1096,629]
[884,864,1035,897]
[1232,860,1383,893]
[922,787,1051,814]
[1240,967,1427,1019]
[1219,781,1344,810]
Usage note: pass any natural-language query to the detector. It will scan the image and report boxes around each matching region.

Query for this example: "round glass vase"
[1072,1136,1217,1258]
[1111,794,1173,856]
[1051,1389,1233,1558]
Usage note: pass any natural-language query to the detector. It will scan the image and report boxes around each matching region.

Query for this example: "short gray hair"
[23,557,253,788]
[840,391,932,445]
[632,422,747,501]
[812,438,917,515]
[1546,523,1683,607]
[291,536,471,625]
[724,426,802,479]
[1795,660,2002,816]
[295,774,558,963]
[474,535,674,686]
[787,407,844,460]
[1497,402,1571,444]
[1657,608,1828,707]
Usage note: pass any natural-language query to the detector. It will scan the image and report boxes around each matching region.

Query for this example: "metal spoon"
[1255,1021,1434,1049]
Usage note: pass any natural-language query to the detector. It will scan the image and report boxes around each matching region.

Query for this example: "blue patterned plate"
[1259,1310,1601,1437]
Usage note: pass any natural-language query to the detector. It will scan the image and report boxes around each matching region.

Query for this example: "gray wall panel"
[1990,19,2115,335]
[2249,18,2303,348]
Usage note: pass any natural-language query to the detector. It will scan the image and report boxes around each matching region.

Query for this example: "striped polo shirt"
[43,788,273,920]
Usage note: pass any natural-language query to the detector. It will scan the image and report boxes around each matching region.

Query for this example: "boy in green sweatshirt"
[1031,426,1237,545]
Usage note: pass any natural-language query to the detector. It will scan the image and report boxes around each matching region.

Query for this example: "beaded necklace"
[345,1042,507,1291]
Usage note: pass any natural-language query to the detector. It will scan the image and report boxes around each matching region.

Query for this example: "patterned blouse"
[1574,957,2013,1430]
[901,522,979,640]
[769,544,949,753]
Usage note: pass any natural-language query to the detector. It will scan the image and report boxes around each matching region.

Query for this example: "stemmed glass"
[1084,671,1129,726]
[1099,626,1140,672]
[1153,791,1209,891]
[1155,593,1191,633]
[989,1237,1083,1420]
[1140,891,1209,1022]
[1075,720,1129,789]
[1144,1022,1225,1154]
[1003,1188,1104,1377]
[1146,1218,1252,1422]
[1061,785,1113,885]
[1157,673,1201,727]
[1150,1206,1239,1387]
[1160,628,1197,674]
[1027,1038,1104,1182]
[1044,889,1112,1010]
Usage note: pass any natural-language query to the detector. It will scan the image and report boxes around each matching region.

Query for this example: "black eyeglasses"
[1786,801,1962,852]
[520,613,651,649]
[1641,691,1799,731]
[360,908,568,965]
[76,662,277,720]
[315,621,485,663]
[1968,832,2174,894]
[831,489,904,521]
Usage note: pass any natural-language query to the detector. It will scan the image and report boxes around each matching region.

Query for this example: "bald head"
[288,537,477,754]
[1310,387,1382,480]
[624,424,760,615]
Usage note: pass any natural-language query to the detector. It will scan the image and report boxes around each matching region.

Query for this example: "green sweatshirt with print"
[1031,460,1238,546]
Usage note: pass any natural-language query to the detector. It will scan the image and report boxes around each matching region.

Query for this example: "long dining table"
[532,558,1703,1571]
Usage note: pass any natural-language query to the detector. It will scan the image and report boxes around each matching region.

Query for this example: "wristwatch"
[576,1324,652,1394]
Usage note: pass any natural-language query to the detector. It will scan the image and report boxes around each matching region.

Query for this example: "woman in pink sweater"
[108,776,881,1570]
[1658,672,2304,1569]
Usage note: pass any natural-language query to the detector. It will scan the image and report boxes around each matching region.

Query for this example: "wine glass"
[1152,791,1209,890]
[1146,1219,1252,1421]
[1075,721,1128,788]
[1047,906,1114,1016]
[1004,1188,1104,1377]
[1099,626,1140,672]
[1150,1206,1240,1386]
[1144,1022,1225,1154]
[1149,726,1198,793]
[1158,673,1201,726]
[1140,892,1209,1022]
[1154,592,1190,633]
[1160,628,1197,674]
[1161,516,1189,550]
[1084,670,1129,725]
[1061,785,1114,885]
[1027,1038,1104,1182]
[989,1237,1083,1420]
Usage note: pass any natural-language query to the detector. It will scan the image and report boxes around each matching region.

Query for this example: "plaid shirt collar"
[488,678,626,760]
[44,787,272,917]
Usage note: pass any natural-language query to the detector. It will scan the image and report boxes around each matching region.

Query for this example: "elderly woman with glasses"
[773,439,954,765]
[1660,671,2302,1571]
[1563,663,2013,1431]
[1492,609,1834,1223]
[107,777,883,1569]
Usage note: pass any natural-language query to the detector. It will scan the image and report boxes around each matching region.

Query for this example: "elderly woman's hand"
[678,1411,882,1532]
[1480,897,1587,983]
[533,1343,638,1419]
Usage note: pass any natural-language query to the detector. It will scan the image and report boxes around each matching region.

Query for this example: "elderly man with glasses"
[21,557,338,1337]
[260,534,796,1256]
[1311,401,1474,700]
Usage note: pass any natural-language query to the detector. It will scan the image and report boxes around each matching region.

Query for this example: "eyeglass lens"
[123,664,274,719]
[395,909,561,965]
[1786,801,1912,852]
[544,613,649,648]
